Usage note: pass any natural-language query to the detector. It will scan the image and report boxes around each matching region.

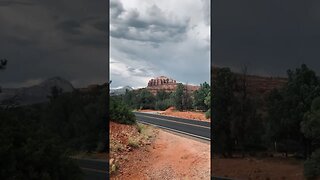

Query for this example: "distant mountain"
[110,86,133,96]
[0,77,74,106]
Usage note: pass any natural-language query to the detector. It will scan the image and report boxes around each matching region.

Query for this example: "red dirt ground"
[110,121,210,179]
[138,106,210,121]
[213,157,305,180]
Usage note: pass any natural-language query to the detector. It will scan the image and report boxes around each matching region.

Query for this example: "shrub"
[110,97,136,124]
[128,138,139,148]
[155,99,172,111]
[205,108,211,119]
[304,149,320,179]
[137,123,145,133]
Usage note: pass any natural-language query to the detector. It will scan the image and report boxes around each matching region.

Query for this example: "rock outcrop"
[146,76,199,95]
[147,76,176,86]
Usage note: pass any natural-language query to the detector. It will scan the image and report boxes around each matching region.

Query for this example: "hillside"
[0,77,74,106]
[212,67,287,96]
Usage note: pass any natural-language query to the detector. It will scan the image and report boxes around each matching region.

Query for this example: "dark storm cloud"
[0,1,34,6]
[0,0,108,88]
[213,0,320,77]
[56,20,82,35]
[110,0,189,43]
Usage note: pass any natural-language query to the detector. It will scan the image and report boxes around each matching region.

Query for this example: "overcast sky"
[0,0,107,88]
[110,0,210,89]
[213,0,320,77]
[3,1,317,89]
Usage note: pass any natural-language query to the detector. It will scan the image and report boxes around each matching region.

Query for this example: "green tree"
[232,66,265,155]
[154,90,172,110]
[303,149,320,179]
[123,89,137,109]
[110,96,136,124]
[266,64,320,158]
[182,84,193,110]
[173,83,184,111]
[193,82,210,111]
[205,91,211,118]
[265,89,287,153]
[212,68,237,157]
[156,89,170,101]
[137,89,155,109]
[301,97,320,154]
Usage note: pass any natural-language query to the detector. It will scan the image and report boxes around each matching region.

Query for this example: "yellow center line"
[80,167,107,174]
[136,114,210,129]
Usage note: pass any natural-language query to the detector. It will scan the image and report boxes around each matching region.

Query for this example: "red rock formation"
[212,66,287,96]
[146,76,199,95]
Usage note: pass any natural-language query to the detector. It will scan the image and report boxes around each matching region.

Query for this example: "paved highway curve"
[134,112,211,141]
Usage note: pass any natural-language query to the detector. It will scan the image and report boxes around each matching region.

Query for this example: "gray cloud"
[110,0,124,18]
[0,0,108,88]
[110,0,189,44]
[110,0,210,88]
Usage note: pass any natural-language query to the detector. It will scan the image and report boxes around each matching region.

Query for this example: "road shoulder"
[112,129,210,180]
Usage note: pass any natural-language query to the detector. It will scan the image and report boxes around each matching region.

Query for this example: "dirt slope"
[111,124,210,179]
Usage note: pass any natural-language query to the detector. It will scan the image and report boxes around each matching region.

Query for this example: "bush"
[110,97,136,124]
[205,108,211,119]
[137,123,145,133]
[304,149,320,179]
[155,99,172,111]
[128,138,139,148]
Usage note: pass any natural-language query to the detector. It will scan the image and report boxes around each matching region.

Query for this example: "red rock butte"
[146,76,200,95]
[212,66,288,95]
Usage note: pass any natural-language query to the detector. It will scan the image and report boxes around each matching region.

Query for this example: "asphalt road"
[134,112,211,141]
[73,158,108,180]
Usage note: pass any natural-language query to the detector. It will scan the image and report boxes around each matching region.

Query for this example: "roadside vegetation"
[119,82,211,118]
[109,95,156,175]
[213,64,320,179]
[0,59,107,179]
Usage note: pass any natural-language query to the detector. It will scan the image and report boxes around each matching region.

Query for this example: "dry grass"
[110,140,126,152]
[128,137,140,148]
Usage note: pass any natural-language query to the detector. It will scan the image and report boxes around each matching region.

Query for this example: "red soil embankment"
[138,107,210,121]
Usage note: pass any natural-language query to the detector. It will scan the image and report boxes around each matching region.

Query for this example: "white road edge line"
[137,120,211,141]
[136,114,210,129]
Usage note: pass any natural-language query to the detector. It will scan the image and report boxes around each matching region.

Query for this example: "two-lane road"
[134,112,211,141]
[73,158,108,180]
